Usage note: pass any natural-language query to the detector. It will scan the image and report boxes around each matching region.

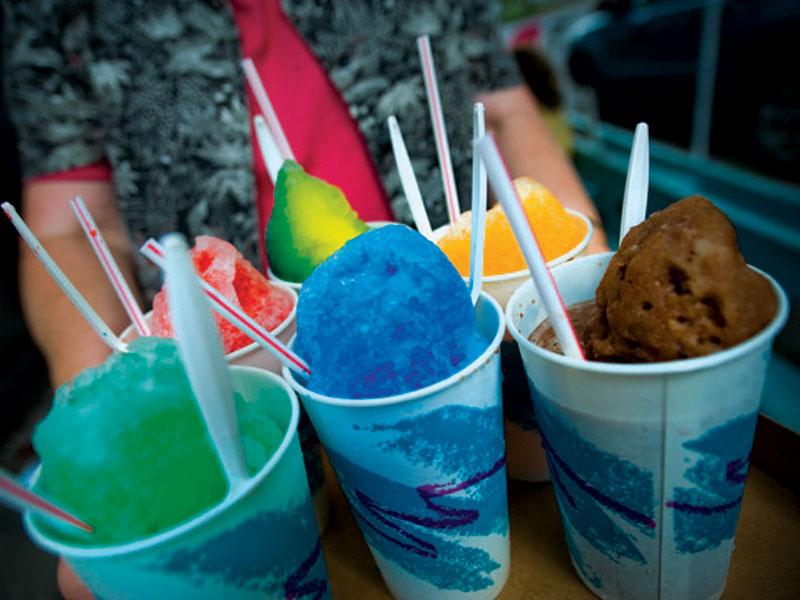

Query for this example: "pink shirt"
[32,0,392,269]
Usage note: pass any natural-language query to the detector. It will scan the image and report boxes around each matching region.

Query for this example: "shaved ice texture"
[151,236,294,354]
[32,338,284,547]
[266,160,369,283]
[295,224,487,399]
[437,177,587,276]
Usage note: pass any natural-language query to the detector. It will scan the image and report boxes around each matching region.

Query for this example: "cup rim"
[226,283,298,360]
[506,251,790,376]
[119,284,298,361]
[267,220,396,288]
[24,366,301,559]
[283,290,505,407]
[431,209,593,283]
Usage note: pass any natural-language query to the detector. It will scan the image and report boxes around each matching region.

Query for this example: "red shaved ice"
[152,236,294,353]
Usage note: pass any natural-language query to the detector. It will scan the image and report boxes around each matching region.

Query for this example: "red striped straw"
[2,202,125,353]
[241,58,295,162]
[417,35,460,225]
[476,136,585,360]
[1,468,92,533]
[70,197,150,337]
[140,239,311,376]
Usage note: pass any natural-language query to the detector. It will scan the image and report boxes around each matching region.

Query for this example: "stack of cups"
[26,368,330,600]
[507,252,788,599]
[287,292,511,599]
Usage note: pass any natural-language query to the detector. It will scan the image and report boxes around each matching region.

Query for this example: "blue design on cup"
[563,524,604,590]
[155,502,328,598]
[331,405,508,593]
[668,412,758,554]
[365,404,506,488]
[533,386,656,566]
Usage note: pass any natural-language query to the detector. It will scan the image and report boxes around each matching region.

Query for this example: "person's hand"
[586,222,611,255]
[58,560,94,600]
[19,182,138,600]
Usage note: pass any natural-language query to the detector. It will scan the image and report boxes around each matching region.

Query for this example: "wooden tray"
[319,459,800,598]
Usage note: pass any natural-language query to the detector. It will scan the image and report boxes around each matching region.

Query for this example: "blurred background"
[2,1,798,597]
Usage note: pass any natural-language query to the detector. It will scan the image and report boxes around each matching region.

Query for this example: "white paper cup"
[119,285,297,375]
[25,367,330,600]
[507,252,789,600]
[119,292,330,533]
[431,209,592,309]
[285,292,510,600]
[432,209,592,483]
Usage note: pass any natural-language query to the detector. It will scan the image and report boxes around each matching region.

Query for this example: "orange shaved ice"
[436,177,587,276]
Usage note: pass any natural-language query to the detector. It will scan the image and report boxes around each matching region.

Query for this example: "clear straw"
[476,136,585,360]
[140,239,310,376]
[468,103,487,306]
[2,203,125,353]
[417,35,460,224]
[241,58,295,161]
[69,197,150,337]
[387,116,434,239]
[619,122,649,243]
[162,234,248,489]
[253,115,285,184]
[1,468,92,532]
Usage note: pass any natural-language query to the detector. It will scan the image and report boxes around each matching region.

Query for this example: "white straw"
[241,58,295,161]
[387,116,434,239]
[417,35,460,224]
[141,239,310,376]
[468,103,487,306]
[2,203,125,353]
[476,137,585,360]
[254,115,284,184]
[69,197,150,337]
[619,122,649,243]
[162,234,248,488]
[1,468,92,532]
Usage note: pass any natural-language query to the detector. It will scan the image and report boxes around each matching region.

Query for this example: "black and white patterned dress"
[3,0,518,297]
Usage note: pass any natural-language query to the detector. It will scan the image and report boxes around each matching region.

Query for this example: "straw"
[161,234,248,488]
[0,468,92,532]
[2,203,125,353]
[141,238,310,376]
[476,136,585,360]
[468,103,487,306]
[387,116,434,239]
[241,58,295,161]
[417,35,460,224]
[69,197,150,337]
[619,122,649,243]
[253,115,285,184]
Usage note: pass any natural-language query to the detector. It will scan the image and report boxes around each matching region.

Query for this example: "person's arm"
[477,85,609,253]
[19,180,139,388]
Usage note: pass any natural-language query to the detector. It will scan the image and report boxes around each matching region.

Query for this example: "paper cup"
[119,292,330,532]
[119,285,298,375]
[25,367,330,600]
[432,209,592,483]
[285,292,510,599]
[507,252,789,600]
